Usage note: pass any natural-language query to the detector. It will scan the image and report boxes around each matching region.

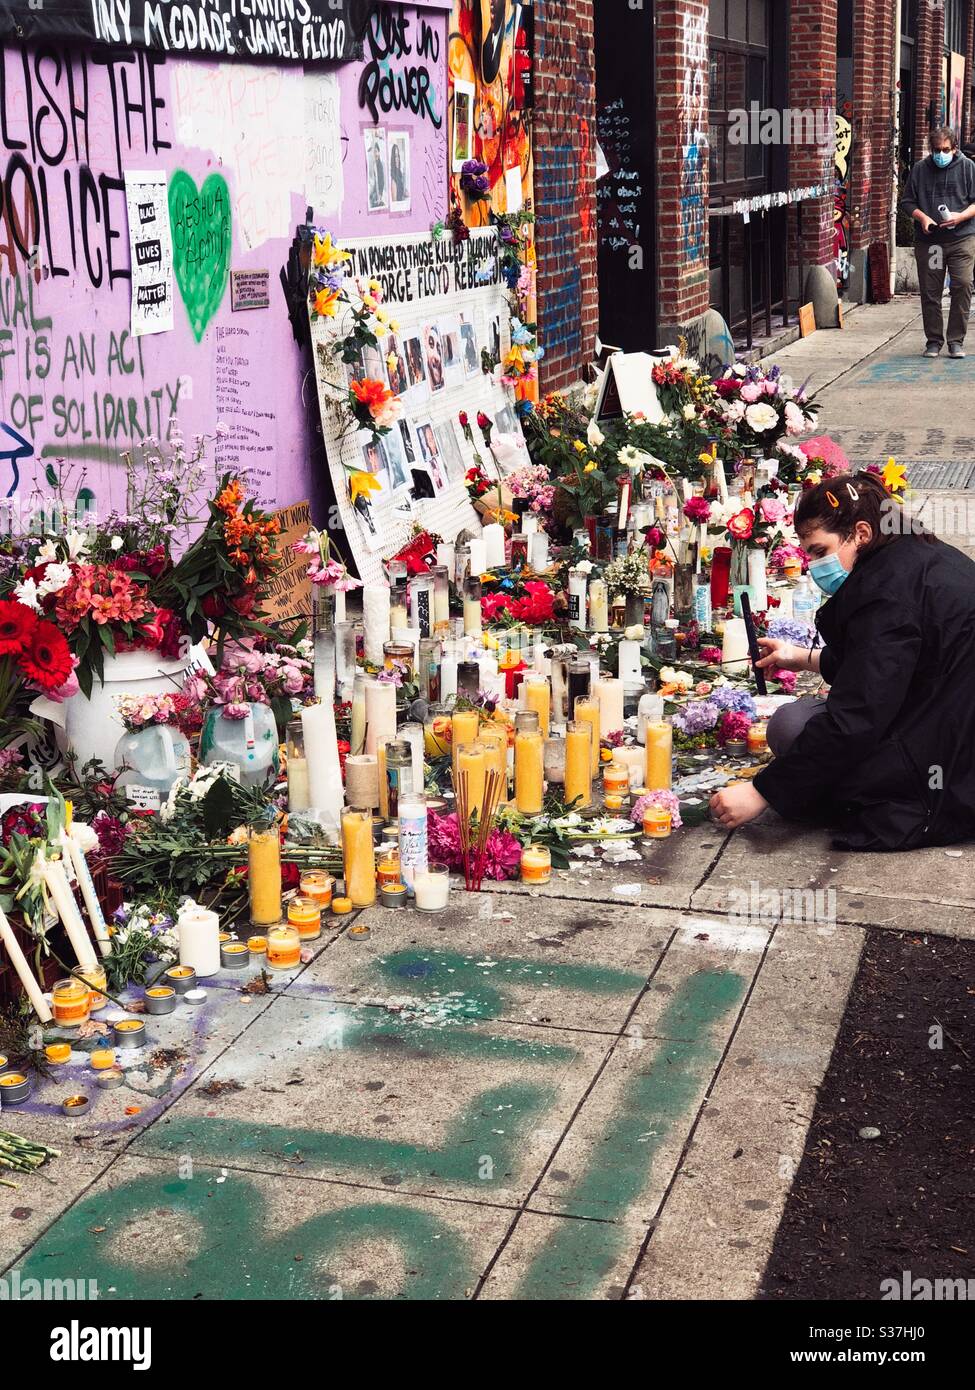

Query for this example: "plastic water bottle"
[792,577,819,631]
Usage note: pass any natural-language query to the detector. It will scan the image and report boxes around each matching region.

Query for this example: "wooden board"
[798,303,816,338]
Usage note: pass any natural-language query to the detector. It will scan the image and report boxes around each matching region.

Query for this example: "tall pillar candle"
[0,904,53,1023]
[522,674,551,739]
[564,720,593,809]
[466,538,487,578]
[65,830,112,958]
[43,858,98,972]
[341,808,376,907]
[455,742,487,822]
[529,532,549,571]
[479,722,508,796]
[431,567,451,636]
[573,696,601,775]
[567,568,588,628]
[399,722,426,792]
[398,795,428,895]
[364,678,397,755]
[482,522,507,570]
[617,641,643,684]
[436,542,455,575]
[349,673,368,755]
[721,617,750,676]
[301,699,345,831]
[346,754,381,812]
[514,713,544,814]
[408,575,433,638]
[588,578,609,632]
[178,905,221,977]
[248,828,282,926]
[463,580,482,637]
[747,549,768,611]
[644,720,673,790]
[363,584,391,665]
[593,677,625,739]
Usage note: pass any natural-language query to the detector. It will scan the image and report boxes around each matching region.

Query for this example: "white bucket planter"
[59,649,191,773]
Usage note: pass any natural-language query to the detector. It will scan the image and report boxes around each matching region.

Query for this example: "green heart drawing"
[168,170,232,342]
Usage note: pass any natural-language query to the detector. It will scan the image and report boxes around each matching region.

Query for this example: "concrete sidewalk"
[3,295,971,1300]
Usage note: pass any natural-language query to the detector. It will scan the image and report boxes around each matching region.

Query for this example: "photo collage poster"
[308,228,520,585]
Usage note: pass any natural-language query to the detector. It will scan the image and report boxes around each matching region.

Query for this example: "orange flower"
[350,378,392,411]
[216,480,243,515]
[313,287,341,318]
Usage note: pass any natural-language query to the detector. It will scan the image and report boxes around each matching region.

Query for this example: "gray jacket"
[900,153,975,241]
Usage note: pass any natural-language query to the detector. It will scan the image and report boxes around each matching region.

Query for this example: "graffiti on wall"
[0,9,449,511]
[678,8,708,265]
[447,0,533,221]
[833,112,853,291]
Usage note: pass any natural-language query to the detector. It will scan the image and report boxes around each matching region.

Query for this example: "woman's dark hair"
[793,471,935,557]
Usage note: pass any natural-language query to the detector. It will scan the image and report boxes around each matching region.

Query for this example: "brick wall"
[963,0,975,144]
[913,0,945,156]
[850,0,897,249]
[789,0,838,268]
[654,0,711,324]
[533,0,598,393]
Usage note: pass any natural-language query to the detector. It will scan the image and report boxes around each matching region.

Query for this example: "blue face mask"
[933,151,954,168]
[809,554,851,596]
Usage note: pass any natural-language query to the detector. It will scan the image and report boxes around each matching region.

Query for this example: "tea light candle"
[520,844,551,885]
[46,1043,72,1065]
[342,808,377,907]
[178,905,221,978]
[62,1094,90,1117]
[593,677,625,739]
[0,1073,31,1105]
[266,924,302,971]
[247,935,268,956]
[144,985,178,1015]
[332,896,353,915]
[288,896,323,940]
[573,697,602,775]
[51,976,91,1028]
[644,720,674,791]
[604,793,625,813]
[163,965,197,995]
[413,867,450,912]
[113,1019,147,1049]
[221,941,250,969]
[97,1069,124,1090]
[380,883,408,908]
[522,674,551,739]
[91,1048,116,1070]
[565,720,593,809]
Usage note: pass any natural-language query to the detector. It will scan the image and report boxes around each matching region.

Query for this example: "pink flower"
[700,646,722,664]
[758,498,786,524]
[772,668,798,694]
[280,665,305,695]
[763,379,779,397]
[221,702,251,720]
[482,829,523,881]
[740,382,762,403]
[683,496,712,523]
[631,790,683,830]
[784,401,806,435]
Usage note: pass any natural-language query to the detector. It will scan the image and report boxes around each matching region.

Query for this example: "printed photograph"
[386,334,409,396]
[388,131,411,212]
[452,81,475,171]
[416,418,448,494]
[364,127,388,213]
[424,322,446,393]
[460,312,480,376]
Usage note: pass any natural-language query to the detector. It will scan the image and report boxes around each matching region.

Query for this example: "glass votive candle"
[377,850,401,888]
[52,977,91,1028]
[603,762,630,796]
[747,721,768,755]
[642,805,673,839]
[287,895,323,941]
[543,736,566,785]
[520,844,552,885]
[266,923,302,970]
[300,870,333,910]
[45,1043,71,1065]
[413,865,450,912]
[91,1048,116,1070]
[78,962,108,1013]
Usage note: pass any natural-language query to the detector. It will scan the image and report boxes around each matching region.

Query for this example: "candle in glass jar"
[78,962,108,1013]
[266,923,302,970]
[463,580,482,637]
[478,723,508,796]
[514,712,544,814]
[573,697,602,775]
[413,866,450,911]
[588,578,609,632]
[248,827,282,925]
[350,673,368,756]
[522,674,550,739]
[347,753,381,813]
[52,977,91,1028]
[364,678,398,755]
[342,808,377,907]
[565,720,593,808]
[451,707,480,779]
[643,805,673,839]
[455,742,487,822]
[521,844,552,885]
[593,677,625,739]
[644,720,674,790]
[614,745,647,791]
[602,762,630,795]
[398,794,428,894]
[299,871,333,910]
[747,721,768,754]
[288,896,323,940]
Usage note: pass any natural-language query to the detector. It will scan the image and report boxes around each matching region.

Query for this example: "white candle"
[466,538,487,577]
[350,673,368,755]
[413,868,450,911]
[334,588,347,624]
[567,569,588,628]
[301,699,345,831]
[364,679,397,755]
[482,522,507,570]
[399,722,425,791]
[392,625,421,671]
[43,858,98,971]
[521,513,539,536]
[363,584,391,665]
[722,617,751,675]
[408,575,433,638]
[588,579,609,632]
[436,542,455,574]
[617,640,643,684]
[593,677,625,738]
[747,549,768,610]
[529,532,549,571]
[65,831,112,958]
[441,652,458,702]
[178,905,221,977]
[614,745,647,791]
[0,903,53,1023]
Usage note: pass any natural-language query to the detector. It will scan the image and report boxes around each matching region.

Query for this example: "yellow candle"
[266,923,302,970]
[514,727,544,814]
[644,720,673,790]
[288,896,323,939]
[603,762,630,795]
[574,697,601,775]
[520,844,551,884]
[341,808,377,907]
[479,723,508,796]
[79,962,108,1013]
[455,742,487,823]
[451,709,480,778]
[248,828,282,926]
[46,1043,71,1064]
[522,676,550,739]
[565,720,593,808]
[91,1048,116,1070]
[51,977,90,1027]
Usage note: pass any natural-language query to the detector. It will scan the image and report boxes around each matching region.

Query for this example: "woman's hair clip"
[845,483,859,502]
[825,490,840,509]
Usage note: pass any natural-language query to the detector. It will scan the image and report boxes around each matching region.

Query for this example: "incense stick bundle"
[457,767,506,891]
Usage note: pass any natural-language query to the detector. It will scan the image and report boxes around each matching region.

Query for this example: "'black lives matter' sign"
[0,1,363,65]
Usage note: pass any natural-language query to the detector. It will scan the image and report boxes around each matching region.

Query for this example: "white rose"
[744,403,780,432]
[682,404,697,421]
[110,536,124,551]
[586,421,605,448]
[576,559,594,575]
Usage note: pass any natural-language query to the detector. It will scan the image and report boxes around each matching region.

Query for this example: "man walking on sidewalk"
[900,127,975,359]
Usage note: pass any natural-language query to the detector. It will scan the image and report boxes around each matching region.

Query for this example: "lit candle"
[514,712,544,814]
[455,742,487,822]
[341,808,376,907]
[0,905,53,1022]
[266,923,302,971]
[593,677,625,739]
[520,844,552,884]
[565,720,593,808]
[573,697,602,775]
[644,720,674,790]
[248,827,282,926]
[522,674,550,739]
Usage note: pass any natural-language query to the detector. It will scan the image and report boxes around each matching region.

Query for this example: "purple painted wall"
[0,5,448,516]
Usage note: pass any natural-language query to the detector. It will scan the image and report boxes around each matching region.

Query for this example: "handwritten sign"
[231,270,271,313]
[263,500,313,625]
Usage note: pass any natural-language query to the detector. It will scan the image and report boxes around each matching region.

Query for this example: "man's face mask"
[933,150,954,168]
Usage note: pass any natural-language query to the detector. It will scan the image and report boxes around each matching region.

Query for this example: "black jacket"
[755,536,975,851]
[899,152,975,242]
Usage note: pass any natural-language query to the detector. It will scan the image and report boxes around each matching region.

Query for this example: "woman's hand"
[709,782,769,830]
[756,637,805,671]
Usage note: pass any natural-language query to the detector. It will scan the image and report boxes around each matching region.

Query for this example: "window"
[944,0,965,54]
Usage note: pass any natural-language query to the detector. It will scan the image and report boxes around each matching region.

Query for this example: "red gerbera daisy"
[18,619,74,692]
[0,599,38,655]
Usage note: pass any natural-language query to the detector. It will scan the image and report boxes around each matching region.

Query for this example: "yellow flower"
[584,461,597,474]
[362,294,378,312]
[313,288,340,318]
[375,308,388,324]
[348,470,381,505]
[386,353,398,371]
[882,457,908,493]
[368,280,382,295]
[573,440,586,453]
[389,319,401,333]
[312,233,351,268]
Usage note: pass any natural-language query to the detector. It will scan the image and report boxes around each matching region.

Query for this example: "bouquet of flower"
[186,638,313,740]
[714,364,818,449]
[459,159,491,201]
[105,902,179,989]
[349,377,403,438]
[603,549,651,598]
[116,692,178,733]
[293,528,361,593]
[0,598,76,749]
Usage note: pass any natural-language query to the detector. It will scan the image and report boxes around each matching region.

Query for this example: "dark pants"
[766,697,828,758]
[915,236,975,347]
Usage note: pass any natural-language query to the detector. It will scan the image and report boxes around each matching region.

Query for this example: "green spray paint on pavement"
[514,968,747,1300]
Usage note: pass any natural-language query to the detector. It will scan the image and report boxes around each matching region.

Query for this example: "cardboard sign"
[595,351,666,425]
[263,500,314,625]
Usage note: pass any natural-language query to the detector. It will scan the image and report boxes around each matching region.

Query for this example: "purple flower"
[710,686,757,719]
[768,616,814,644]
[673,701,719,735]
